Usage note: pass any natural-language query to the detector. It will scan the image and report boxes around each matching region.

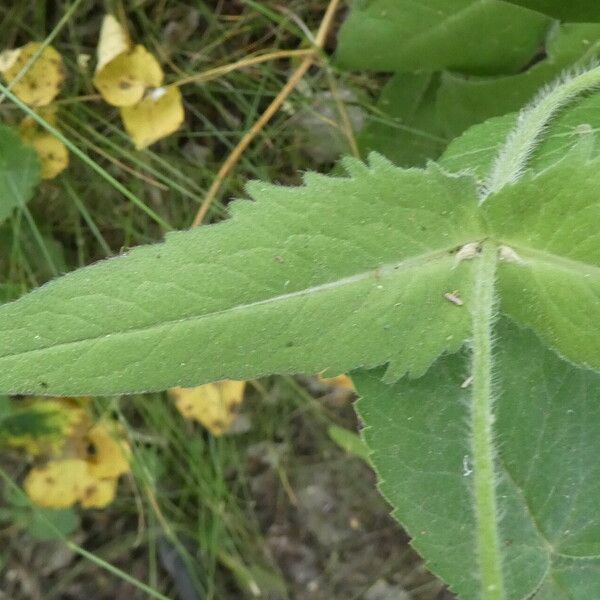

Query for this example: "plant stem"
[170,48,314,88]
[483,63,600,199]
[470,241,504,600]
[191,0,343,226]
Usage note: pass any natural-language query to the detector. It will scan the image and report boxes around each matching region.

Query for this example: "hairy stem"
[483,63,600,199]
[470,242,503,599]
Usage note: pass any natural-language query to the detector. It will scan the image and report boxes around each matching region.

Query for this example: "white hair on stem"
[481,60,600,202]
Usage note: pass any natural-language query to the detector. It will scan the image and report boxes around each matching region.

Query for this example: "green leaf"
[440,112,520,178]
[0,123,40,225]
[335,0,550,74]
[359,24,600,171]
[358,73,447,167]
[503,0,600,21]
[1,483,80,540]
[27,507,79,540]
[436,23,600,139]
[440,91,600,178]
[484,146,600,371]
[0,156,482,395]
[354,321,600,599]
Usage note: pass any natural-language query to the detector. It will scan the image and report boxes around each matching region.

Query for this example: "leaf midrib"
[503,243,600,276]
[0,246,459,360]
[4,237,596,363]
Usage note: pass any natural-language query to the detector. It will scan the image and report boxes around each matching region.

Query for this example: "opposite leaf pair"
[0,51,599,600]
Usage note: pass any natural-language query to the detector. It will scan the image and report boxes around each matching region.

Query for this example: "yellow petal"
[24,459,92,509]
[29,133,69,179]
[318,373,355,391]
[83,422,130,479]
[79,477,118,509]
[95,14,131,73]
[169,380,246,436]
[120,86,184,149]
[1,42,64,107]
[18,111,68,179]
[94,45,163,107]
[0,48,21,72]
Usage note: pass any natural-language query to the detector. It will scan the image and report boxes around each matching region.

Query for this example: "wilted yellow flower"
[24,459,94,509]
[121,86,184,149]
[18,108,69,179]
[93,14,185,147]
[23,424,131,509]
[84,421,130,480]
[169,380,246,436]
[6,396,131,510]
[0,42,65,106]
[94,44,163,107]
[79,477,119,509]
[29,133,69,179]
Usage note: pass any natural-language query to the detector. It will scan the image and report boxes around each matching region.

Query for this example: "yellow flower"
[94,44,163,107]
[83,421,130,480]
[17,107,69,180]
[120,86,184,149]
[9,397,131,510]
[169,380,246,436]
[92,14,184,147]
[79,477,119,509]
[0,42,65,106]
[24,459,94,509]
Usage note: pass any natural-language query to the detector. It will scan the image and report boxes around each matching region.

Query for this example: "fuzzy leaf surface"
[0,124,40,224]
[484,147,600,371]
[335,0,550,74]
[354,321,600,599]
[440,92,600,178]
[0,157,481,395]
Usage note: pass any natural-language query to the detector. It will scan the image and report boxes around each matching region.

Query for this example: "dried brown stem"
[191,0,342,227]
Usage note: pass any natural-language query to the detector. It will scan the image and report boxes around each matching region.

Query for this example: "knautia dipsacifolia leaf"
[354,321,600,600]
[0,156,482,395]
